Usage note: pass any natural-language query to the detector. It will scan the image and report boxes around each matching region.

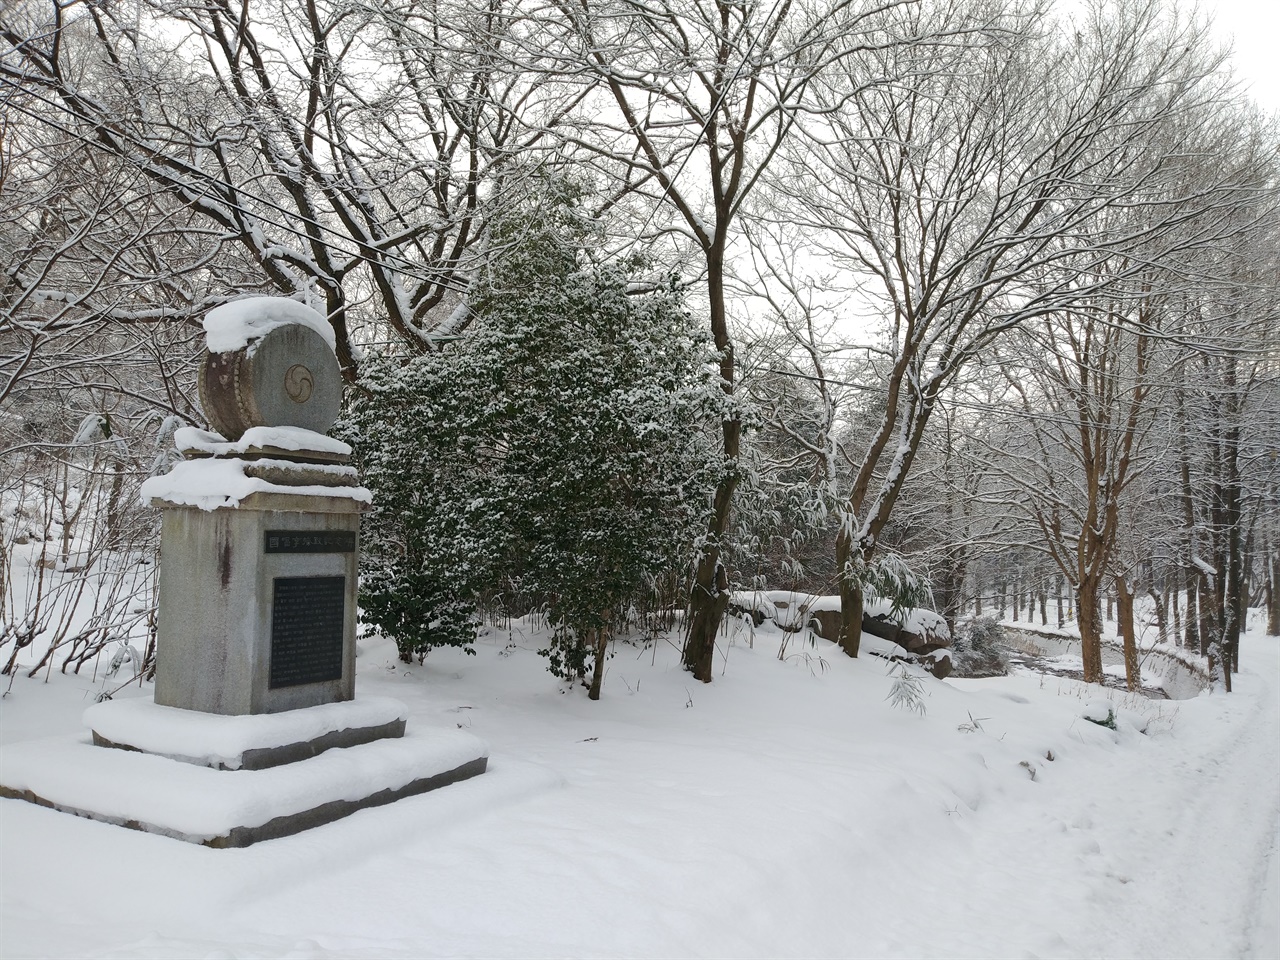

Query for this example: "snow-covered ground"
[2,617,1277,959]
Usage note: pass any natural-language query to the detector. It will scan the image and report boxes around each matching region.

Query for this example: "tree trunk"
[1223,460,1244,682]
[683,243,739,684]
[1198,574,1217,659]
[934,553,967,630]
[1056,576,1064,628]
[588,627,609,701]
[1184,570,1201,650]
[1077,579,1105,684]
[1268,549,1280,637]
[683,482,734,682]
[835,532,863,657]
[838,578,864,658]
[1147,585,1167,645]
[1117,576,1139,692]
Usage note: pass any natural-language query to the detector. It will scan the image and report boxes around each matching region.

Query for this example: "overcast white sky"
[1198,0,1280,109]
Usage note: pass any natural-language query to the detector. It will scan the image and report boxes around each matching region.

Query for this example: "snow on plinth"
[0,725,488,847]
[84,697,410,770]
[141,457,371,511]
[174,426,352,459]
[204,297,336,353]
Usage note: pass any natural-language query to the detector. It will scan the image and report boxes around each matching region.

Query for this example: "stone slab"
[0,726,488,847]
[84,697,410,770]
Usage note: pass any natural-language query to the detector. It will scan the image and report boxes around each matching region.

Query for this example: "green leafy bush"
[342,185,721,688]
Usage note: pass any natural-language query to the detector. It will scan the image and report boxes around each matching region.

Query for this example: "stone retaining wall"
[1002,626,1209,700]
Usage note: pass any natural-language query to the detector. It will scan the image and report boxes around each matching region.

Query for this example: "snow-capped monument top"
[203,296,336,353]
[198,297,342,442]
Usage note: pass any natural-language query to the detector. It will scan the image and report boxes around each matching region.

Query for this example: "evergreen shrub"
[950,615,1010,677]
[342,186,721,683]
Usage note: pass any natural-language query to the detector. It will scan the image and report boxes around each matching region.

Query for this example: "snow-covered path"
[2,627,1278,959]
[1108,639,1280,959]
[936,638,1280,959]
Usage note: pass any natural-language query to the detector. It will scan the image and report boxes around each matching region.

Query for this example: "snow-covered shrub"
[1081,699,1118,730]
[344,181,721,687]
[341,346,509,661]
[949,616,1010,678]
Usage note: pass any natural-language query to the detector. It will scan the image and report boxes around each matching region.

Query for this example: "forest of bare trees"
[2,0,1277,694]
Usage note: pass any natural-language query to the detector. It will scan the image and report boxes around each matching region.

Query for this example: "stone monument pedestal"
[153,491,362,715]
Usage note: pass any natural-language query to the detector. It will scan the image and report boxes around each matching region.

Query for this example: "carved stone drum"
[198,323,342,440]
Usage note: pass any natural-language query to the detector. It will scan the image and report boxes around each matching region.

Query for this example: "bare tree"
[767,0,1246,657]
[996,292,1161,685]
[2,0,575,377]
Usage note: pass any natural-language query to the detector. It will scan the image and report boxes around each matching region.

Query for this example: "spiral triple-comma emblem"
[285,364,314,403]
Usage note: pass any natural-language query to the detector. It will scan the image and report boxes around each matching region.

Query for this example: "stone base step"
[83,696,409,770]
[0,724,487,847]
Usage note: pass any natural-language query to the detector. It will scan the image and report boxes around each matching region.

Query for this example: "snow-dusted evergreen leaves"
[343,191,721,691]
[949,617,1010,679]
[340,345,508,661]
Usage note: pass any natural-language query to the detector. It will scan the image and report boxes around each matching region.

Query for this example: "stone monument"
[151,300,361,716]
[0,297,487,846]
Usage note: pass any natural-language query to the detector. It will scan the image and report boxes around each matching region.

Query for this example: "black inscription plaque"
[264,530,356,554]
[269,576,346,688]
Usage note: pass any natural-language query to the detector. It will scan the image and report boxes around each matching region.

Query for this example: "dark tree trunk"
[1077,579,1105,685]
[1198,573,1217,659]
[1171,575,1182,641]
[1176,385,1200,653]
[1221,435,1244,682]
[683,246,739,683]
[588,627,609,701]
[683,469,736,682]
[1185,570,1201,651]
[1268,549,1280,637]
[934,554,968,631]
[1117,576,1139,692]
[1147,585,1167,645]
[835,531,863,657]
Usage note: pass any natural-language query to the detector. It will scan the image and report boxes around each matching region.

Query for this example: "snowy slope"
[1,618,1277,959]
